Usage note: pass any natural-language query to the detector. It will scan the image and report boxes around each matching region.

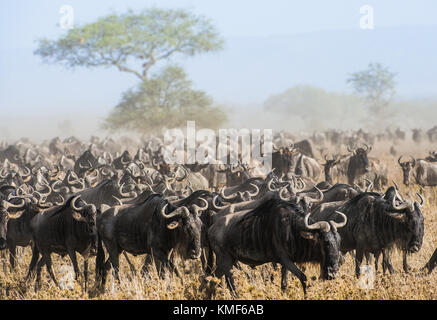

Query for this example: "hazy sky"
[1,1,437,119]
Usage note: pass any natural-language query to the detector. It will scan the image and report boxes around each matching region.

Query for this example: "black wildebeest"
[27,195,98,290]
[313,187,425,277]
[95,194,203,291]
[207,197,347,295]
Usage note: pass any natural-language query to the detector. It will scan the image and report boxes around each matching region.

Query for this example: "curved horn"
[304,211,330,233]
[390,196,414,212]
[247,183,259,198]
[416,193,425,208]
[71,195,84,211]
[267,178,277,192]
[279,185,293,201]
[192,197,208,215]
[354,183,364,193]
[2,198,26,210]
[329,211,348,231]
[112,195,123,206]
[212,195,228,210]
[302,186,323,204]
[118,183,132,198]
[398,156,404,165]
[365,178,373,192]
[78,161,88,169]
[55,194,65,206]
[220,186,238,200]
[120,154,130,165]
[160,204,189,219]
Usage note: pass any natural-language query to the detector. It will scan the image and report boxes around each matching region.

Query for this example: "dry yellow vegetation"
[0,140,436,300]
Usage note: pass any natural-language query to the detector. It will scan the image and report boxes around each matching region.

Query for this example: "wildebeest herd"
[0,128,436,299]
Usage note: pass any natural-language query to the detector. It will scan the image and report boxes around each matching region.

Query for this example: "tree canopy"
[347,63,396,114]
[35,8,224,81]
[102,66,227,133]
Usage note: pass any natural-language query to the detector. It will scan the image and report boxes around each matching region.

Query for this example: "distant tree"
[35,8,227,133]
[347,63,396,116]
[102,66,227,133]
[35,8,224,81]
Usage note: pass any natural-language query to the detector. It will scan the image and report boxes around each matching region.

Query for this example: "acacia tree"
[347,63,396,116]
[35,8,226,132]
[103,66,227,133]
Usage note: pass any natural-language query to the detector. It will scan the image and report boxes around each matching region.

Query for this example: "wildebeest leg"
[281,266,289,290]
[214,252,237,296]
[382,250,395,274]
[9,245,16,270]
[154,258,166,278]
[99,258,112,291]
[279,256,307,295]
[167,251,181,278]
[83,259,88,292]
[122,251,137,276]
[67,249,80,281]
[402,251,410,273]
[108,252,120,282]
[355,249,364,278]
[374,251,381,273]
[201,247,214,275]
[141,254,153,276]
[43,253,59,287]
[365,252,373,266]
[424,248,437,273]
[103,240,120,282]
[26,245,40,280]
[35,257,45,291]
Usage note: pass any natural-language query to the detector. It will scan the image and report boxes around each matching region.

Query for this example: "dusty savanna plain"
[0,139,436,300]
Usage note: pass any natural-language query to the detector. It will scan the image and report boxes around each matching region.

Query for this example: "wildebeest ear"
[167,221,180,229]
[72,211,87,222]
[300,231,317,240]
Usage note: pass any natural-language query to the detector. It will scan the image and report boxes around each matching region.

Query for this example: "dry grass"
[0,140,436,300]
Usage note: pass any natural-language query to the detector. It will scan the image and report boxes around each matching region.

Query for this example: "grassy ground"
[0,140,436,300]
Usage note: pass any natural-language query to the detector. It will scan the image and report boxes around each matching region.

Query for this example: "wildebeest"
[27,195,98,290]
[313,187,425,277]
[346,145,371,185]
[207,197,347,295]
[398,156,437,186]
[95,194,203,291]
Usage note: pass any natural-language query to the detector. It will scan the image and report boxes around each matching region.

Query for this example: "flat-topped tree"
[35,8,224,81]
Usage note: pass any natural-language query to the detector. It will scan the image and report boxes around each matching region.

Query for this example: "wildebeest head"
[322,154,340,184]
[70,196,98,251]
[383,187,425,253]
[160,202,203,260]
[398,156,416,186]
[301,210,347,280]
